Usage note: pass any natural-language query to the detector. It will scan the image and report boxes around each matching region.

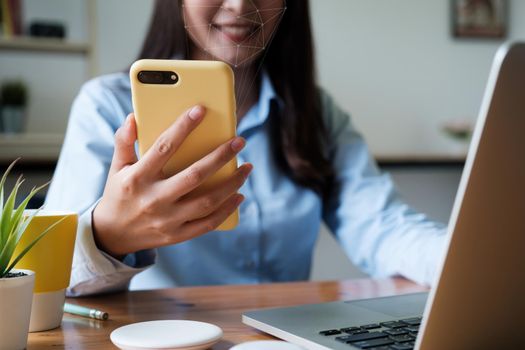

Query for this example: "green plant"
[1,81,28,107]
[0,159,61,278]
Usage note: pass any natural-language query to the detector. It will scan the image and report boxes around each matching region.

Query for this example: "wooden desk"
[28,278,427,349]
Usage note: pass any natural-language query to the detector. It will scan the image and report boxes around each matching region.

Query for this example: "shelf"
[375,153,467,166]
[0,36,90,54]
[0,133,64,162]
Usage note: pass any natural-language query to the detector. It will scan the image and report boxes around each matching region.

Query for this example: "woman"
[46,0,446,296]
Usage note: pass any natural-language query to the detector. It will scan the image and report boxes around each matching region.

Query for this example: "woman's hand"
[92,105,252,258]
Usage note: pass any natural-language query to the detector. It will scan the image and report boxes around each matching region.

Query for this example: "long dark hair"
[137,0,334,196]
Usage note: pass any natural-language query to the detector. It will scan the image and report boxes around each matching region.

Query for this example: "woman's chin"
[208,50,261,68]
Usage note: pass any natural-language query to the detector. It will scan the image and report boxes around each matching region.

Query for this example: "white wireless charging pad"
[230,340,305,350]
[110,320,223,350]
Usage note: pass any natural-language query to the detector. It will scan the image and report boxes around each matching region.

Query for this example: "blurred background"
[0,0,523,280]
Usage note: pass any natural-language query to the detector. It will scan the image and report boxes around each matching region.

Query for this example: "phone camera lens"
[138,70,178,84]
[138,71,163,84]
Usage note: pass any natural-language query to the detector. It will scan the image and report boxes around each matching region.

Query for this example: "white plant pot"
[29,288,66,332]
[0,269,35,350]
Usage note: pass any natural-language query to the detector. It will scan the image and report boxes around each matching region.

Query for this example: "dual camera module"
[138,71,179,85]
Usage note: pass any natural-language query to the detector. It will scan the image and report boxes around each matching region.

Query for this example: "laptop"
[243,42,525,350]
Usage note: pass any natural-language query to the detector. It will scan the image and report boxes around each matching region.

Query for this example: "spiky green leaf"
[0,159,19,218]
[0,176,24,243]
[0,159,52,278]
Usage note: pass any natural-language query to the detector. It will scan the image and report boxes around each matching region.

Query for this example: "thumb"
[109,113,138,176]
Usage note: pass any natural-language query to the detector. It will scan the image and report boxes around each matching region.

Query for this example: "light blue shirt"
[45,72,447,296]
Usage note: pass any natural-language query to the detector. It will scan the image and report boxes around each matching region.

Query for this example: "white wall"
[94,0,153,75]
[310,0,525,157]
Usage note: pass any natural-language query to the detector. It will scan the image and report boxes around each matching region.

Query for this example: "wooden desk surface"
[28,278,427,349]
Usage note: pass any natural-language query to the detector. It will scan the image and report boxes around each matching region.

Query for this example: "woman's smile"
[183,0,285,66]
[213,23,258,44]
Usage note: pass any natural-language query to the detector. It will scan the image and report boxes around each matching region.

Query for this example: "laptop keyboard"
[318,316,421,349]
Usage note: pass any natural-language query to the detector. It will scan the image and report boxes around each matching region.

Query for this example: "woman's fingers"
[161,136,246,199]
[96,104,248,255]
[109,113,139,177]
[175,193,245,243]
[172,163,252,222]
[137,105,206,177]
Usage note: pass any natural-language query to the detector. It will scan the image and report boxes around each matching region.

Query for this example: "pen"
[64,303,109,320]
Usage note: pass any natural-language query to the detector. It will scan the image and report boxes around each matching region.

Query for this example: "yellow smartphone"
[130,59,238,230]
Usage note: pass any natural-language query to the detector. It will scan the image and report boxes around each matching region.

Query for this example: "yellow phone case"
[130,59,238,230]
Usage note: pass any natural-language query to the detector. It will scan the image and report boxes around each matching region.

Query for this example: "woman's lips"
[214,24,256,43]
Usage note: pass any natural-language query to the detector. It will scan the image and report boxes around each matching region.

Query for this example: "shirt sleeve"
[67,202,155,296]
[45,77,155,296]
[320,90,447,286]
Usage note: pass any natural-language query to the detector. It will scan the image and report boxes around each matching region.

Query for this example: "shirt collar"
[237,72,282,135]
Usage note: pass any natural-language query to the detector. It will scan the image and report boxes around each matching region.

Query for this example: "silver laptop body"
[243,42,525,350]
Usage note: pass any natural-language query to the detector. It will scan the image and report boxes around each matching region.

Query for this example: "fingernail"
[189,105,205,120]
[236,194,245,205]
[231,137,245,152]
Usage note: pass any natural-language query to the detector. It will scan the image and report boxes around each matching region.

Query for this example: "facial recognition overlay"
[182,0,286,108]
